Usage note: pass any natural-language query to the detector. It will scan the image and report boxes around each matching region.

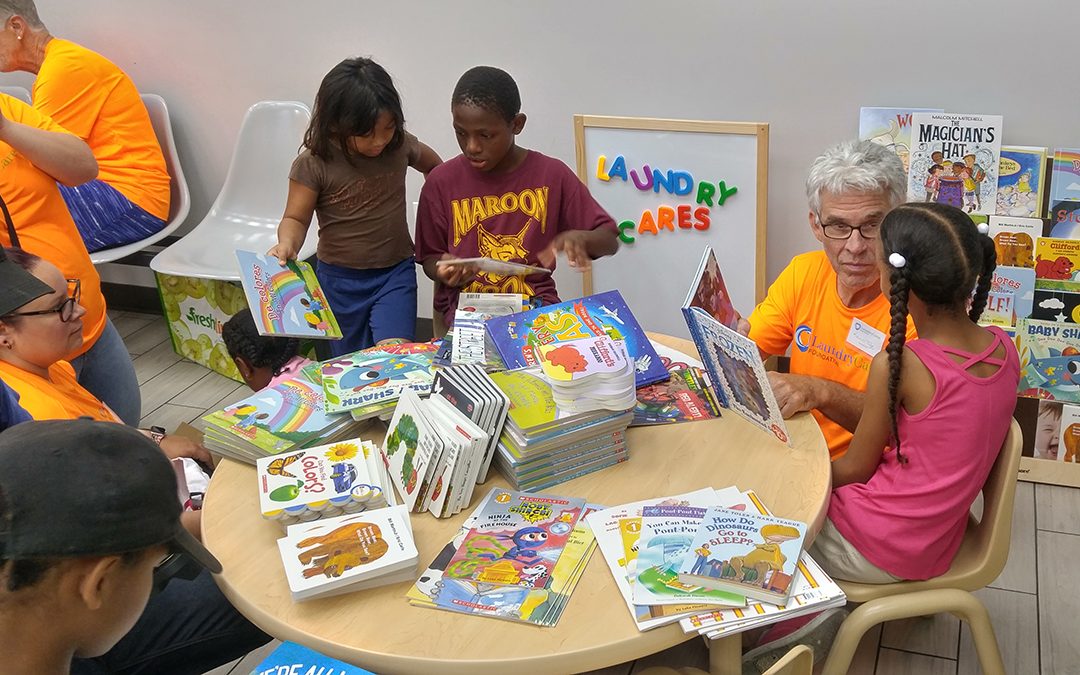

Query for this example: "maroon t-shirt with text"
[415,150,616,323]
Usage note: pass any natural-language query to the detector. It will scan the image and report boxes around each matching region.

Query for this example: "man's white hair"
[0,0,42,28]
[806,139,906,218]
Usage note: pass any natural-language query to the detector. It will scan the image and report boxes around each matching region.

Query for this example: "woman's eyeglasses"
[2,278,81,322]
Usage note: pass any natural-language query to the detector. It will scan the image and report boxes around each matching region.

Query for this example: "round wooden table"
[202,335,831,675]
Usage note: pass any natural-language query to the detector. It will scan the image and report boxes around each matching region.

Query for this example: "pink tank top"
[828,326,1019,580]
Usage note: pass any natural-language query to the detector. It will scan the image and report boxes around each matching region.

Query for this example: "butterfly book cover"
[235,250,342,339]
[256,439,382,519]
[443,489,586,589]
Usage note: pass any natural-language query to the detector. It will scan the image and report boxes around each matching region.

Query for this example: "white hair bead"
[888,252,907,269]
[976,222,989,235]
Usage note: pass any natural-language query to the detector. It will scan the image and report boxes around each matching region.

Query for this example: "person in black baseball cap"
[0,419,223,674]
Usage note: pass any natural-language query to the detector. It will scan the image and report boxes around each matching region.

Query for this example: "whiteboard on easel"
[574,115,768,340]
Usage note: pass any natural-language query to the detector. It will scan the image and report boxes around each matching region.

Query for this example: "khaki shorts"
[808,518,902,584]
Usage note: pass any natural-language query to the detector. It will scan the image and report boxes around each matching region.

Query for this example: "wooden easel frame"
[572,115,769,300]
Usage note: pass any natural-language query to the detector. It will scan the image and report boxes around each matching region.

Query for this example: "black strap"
[0,192,18,249]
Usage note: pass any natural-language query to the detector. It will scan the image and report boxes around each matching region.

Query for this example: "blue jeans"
[70,317,142,426]
[70,569,271,675]
[317,257,418,356]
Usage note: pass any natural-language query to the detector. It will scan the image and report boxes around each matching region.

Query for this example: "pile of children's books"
[407,487,597,627]
[587,486,845,633]
[276,504,418,602]
[632,341,721,426]
[314,342,439,422]
[200,373,360,463]
[536,335,637,414]
[489,368,634,491]
[379,387,494,518]
[257,438,393,528]
[450,292,526,367]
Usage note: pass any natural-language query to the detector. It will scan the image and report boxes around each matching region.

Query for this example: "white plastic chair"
[90,94,191,264]
[150,100,318,281]
[0,85,30,103]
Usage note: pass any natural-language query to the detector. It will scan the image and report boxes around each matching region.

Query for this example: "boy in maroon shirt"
[415,66,619,328]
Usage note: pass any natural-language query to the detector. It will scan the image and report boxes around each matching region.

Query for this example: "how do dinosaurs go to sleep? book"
[235,250,342,339]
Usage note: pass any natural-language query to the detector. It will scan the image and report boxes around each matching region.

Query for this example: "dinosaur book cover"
[276,505,417,601]
[483,290,668,388]
[676,506,807,605]
[235,250,342,339]
[1015,318,1080,403]
[443,489,586,589]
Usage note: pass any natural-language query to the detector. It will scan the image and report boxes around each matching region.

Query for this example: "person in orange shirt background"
[0,90,143,425]
[0,0,170,253]
[740,140,917,459]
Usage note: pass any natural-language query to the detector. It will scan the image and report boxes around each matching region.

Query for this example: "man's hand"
[435,255,478,288]
[158,435,213,467]
[540,231,591,270]
[766,371,819,419]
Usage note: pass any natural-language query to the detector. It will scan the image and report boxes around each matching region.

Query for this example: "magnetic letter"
[716,181,739,206]
[696,181,715,206]
[617,220,636,244]
[630,165,653,191]
[694,207,711,230]
[638,209,659,235]
[608,155,628,181]
[653,169,674,194]
[677,204,693,229]
[671,171,694,196]
[596,155,610,181]
[657,206,676,231]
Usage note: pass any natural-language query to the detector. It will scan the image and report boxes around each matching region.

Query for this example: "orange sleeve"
[748,258,800,357]
[4,93,73,135]
[32,43,111,140]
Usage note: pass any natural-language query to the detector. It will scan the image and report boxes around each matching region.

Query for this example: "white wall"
[10,0,1079,318]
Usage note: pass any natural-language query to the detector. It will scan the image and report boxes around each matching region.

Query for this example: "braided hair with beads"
[879,203,997,464]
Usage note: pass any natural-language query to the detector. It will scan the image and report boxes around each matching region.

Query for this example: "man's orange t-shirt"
[33,38,170,220]
[749,251,917,458]
[0,94,106,357]
[0,360,117,422]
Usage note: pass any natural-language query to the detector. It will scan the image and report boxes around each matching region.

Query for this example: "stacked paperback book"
[537,335,636,414]
[588,487,844,633]
[318,342,439,420]
[276,504,418,602]
[407,488,598,627]
[489,368,633,491]
[256,438,393,528]
[201,373,359,463]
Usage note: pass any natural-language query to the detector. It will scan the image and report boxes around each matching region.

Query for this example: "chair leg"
[820,589,1005,675]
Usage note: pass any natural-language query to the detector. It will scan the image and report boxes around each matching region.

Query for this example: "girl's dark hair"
[880,202,996,464]
[452,65,521,122]
[303,57,405,164]
[221,308,299,376]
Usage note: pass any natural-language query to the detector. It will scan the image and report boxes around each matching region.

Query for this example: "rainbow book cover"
[235,250,342,339]
[484,290,667,388]
[443,489,586,589]
[203,374,338,454]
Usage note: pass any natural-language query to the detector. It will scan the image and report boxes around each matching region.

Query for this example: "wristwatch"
[149,425,167,445]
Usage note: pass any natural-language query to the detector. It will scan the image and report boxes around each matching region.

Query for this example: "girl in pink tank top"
[818,202,1020,582]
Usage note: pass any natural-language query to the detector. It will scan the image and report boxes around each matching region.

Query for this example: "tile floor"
[113,310,1080,675]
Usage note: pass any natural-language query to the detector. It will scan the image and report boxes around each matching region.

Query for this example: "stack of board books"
[380,388,491,518]
[407,487,598,627]
[632,341,722,426]
[537,335,637,414]
[489,368,633,492]
[256,438,393,528]
[430,364,511,483]
[587,486,843,632]
[277,504,417,602]
[200,373,359,463]
[312,342,438,422]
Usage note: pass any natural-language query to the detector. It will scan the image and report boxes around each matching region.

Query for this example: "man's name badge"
[846,318,886,357]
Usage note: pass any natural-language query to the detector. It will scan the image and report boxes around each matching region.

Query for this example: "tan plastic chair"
[820,418,1022,675]
[633,644,812,675]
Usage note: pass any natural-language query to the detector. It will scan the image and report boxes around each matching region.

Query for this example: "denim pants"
[70,569,271,675]
[69,317,142,426]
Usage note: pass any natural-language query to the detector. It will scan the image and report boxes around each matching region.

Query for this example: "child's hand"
[158,434,214,467]
[542,231,592,270]
[436,256,478,288]
[267,241,299,266]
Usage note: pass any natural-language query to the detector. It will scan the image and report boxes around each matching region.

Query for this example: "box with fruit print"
[155,272,247,381]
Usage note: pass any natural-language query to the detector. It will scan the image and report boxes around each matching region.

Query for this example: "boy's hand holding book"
[435,254,479,288]
[542,230,593,270]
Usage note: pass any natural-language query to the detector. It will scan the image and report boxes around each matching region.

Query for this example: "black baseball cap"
[0,419,221,573]
[0,246,52,317]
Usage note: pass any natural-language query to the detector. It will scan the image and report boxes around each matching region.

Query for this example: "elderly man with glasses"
[741,140,917,459]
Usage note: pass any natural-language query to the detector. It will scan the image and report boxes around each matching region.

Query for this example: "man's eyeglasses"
[2,278,81,322]
[820,221,882,241]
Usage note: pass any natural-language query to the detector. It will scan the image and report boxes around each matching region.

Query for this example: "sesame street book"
[277,505,417,601]
[905,112,1003,215]
[256,439,385,524]
[249,641,375,675]
[235,250,342,339]
[484,290,668,388]
[684,306,790,445]
[676,507,807,604]
[442,489,586,590]
[320,349,436,414]
[1015,318,1080,403]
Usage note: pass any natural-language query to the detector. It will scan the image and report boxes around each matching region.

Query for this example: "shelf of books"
[861,108,1080,487]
